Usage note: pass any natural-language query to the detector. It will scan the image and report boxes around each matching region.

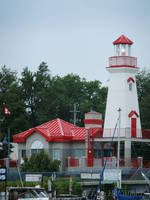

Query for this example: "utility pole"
[70,103,80,125]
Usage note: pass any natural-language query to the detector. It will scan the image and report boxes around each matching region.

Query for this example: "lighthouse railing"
[109,56,137,68]
[103,128,142,138]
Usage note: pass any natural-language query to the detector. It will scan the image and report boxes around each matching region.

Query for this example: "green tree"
[136,69,150,128]
[21,150,61,172]
[20,62,51,126]
[48,74,107,126]
[48,74,84,122]
[34,62,51,124]
[20,67,36,127]
[79,80,107,124]
[0,66,29,139]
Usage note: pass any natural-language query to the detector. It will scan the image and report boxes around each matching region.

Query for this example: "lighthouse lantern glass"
[115,44,131,56]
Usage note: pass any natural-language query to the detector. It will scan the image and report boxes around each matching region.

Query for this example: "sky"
[0,0,150,85]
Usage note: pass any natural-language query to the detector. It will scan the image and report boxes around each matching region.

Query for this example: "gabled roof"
[13,118,103,143]
[127,77,135,83]
[128,110,139,118]
[113,35,133,45]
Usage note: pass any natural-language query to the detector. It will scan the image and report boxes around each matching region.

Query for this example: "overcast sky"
[0,0,150,85]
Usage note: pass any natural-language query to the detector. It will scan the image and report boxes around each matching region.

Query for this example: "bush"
[21,150,61,172]
[55,177,82,196]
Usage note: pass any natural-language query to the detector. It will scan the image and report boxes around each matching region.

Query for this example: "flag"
[4,106,11,116]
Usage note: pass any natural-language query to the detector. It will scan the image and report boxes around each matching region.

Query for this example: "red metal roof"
[13,118,103,143]
[113,35,133,45]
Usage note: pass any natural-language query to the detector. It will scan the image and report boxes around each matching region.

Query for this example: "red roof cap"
[113,35,133,45]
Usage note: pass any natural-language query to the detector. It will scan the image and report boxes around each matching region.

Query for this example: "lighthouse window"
[129,82,132,91]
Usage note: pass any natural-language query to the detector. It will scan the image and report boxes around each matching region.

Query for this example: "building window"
[129,82,132,91]
[30,140,43,155]
[74,149,85,157]
[31,149,42,154]
[53,149,61,160]
[21,149,26,158]
[94,149,101,158]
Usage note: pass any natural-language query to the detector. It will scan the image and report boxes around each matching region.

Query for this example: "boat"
[113,188,143,200]
[6,186,49,200]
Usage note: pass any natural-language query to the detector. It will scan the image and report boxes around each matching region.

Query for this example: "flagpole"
[8,127,10,178]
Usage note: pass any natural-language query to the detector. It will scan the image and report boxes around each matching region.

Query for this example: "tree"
[79,80,107,125]
[33,62,51,124]
[20,67,36,127]
[136,69,150,129]
[47,74,107,126]
[48,74,84,122]
[21,150,61,172]
[0,66,29,139]
[20,62,51,127]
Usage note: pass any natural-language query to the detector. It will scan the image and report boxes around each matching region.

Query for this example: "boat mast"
[117,108,121,188]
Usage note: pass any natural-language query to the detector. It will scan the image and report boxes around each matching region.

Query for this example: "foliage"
[136,69,150,128]
[48,74,107,126]
[21,150,61,172]
[55,177,82,196]
[20,62,51,127]
[0,66,29,139]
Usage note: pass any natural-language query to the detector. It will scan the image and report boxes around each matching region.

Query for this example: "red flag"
[4,106,11,116]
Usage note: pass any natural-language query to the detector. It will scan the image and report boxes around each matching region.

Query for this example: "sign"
[104,169,121,182]
[81,173,100,179]
[25,174,43,182]
[0,168,7,181]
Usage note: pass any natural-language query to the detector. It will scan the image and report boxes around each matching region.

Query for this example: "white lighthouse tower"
[103,35,142,139]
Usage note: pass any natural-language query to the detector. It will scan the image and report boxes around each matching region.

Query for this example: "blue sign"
[0,168,7,181]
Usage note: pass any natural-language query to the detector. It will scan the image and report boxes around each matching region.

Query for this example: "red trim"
[113,35,133,45]
[87,136,94,167]
[128,110,139,118]
[84,119,103,125]
[110,56,135,59]
[131,118,136,138]
[127,77,135,83]
[107,65,137,69]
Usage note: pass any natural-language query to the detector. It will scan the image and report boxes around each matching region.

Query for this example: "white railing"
[103,128,142,138]
[109,56,137,68]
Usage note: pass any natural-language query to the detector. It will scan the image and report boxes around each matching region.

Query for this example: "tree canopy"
[136,69,150,129]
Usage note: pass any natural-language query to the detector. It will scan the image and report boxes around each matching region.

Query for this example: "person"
[13,190,18,200]
[82,191,87,200]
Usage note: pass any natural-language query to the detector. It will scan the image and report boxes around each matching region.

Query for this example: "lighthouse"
[103,35,142,139]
